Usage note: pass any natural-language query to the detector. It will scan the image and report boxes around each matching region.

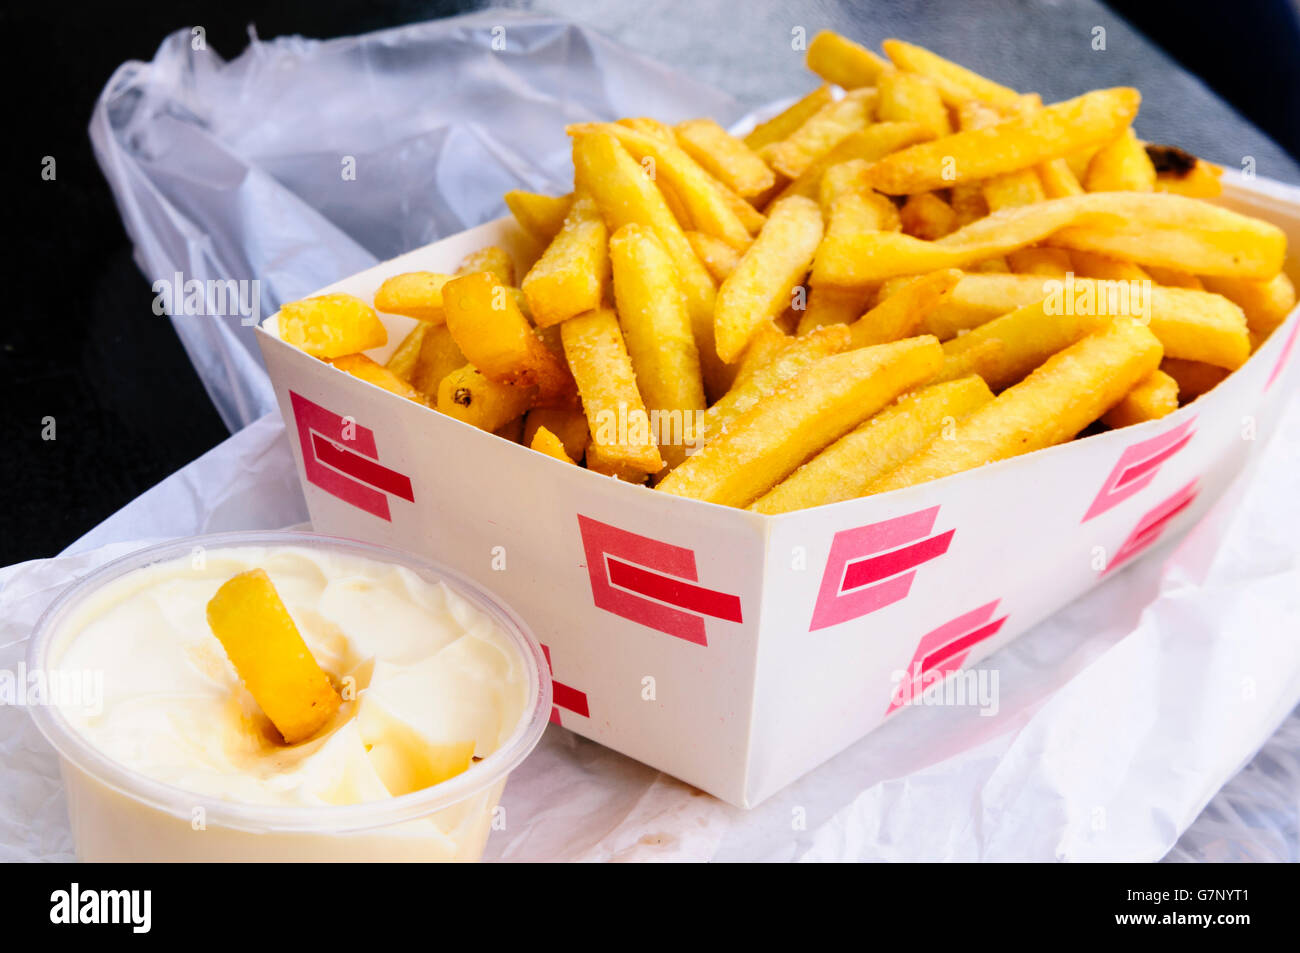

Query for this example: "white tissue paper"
[89,11,741,431]
[5,13,1294,862]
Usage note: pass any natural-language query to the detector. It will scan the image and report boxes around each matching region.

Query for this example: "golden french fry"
[881,38,1022,108]
[900,192,957,239]
[706,325,852,444]
[279,293,387,358]
[206,569,342,745]
[1152,153,1223,198]
[732,320,792,387]
[1102,369,1180,428]
[686,230,743,283]
[529,426,577,465]
[1161,358,1228,402]
[869,318,1163,494]
[751,375,994,513]
[812,192,1287,285]
[523,407,590,462]
[1145,266,1202,289]
[1084,128,1156,192]
[504,191,574,245]
[443,272,575,404]
[385,323,430,382]
[609,224,706,467]
[437,364,535,431]
[373,272,454,323]
[329,354,430,405]
[1006,247,1072,276]
[455,246,515,285]
[777,123,935,204]
[1038,158,1085,198]
[941,280,1248,387]
[865,88,1140,195]
[674,118,776,198]
[570,122,753,250]
[797,284,875,336]
[714,195,824,362]
[618,116,678,141]
[410,323,467,395]
[818,160,901,225]
[520,193,610,327]
[806,30,890,89]
[561,308,663,476]
[850,269,961,347]
[571,132,726,398]
[877,69,951,137]
[1200,272,1297,340]
[760,88,877,180]
[744,85,835,151]
[1069,251,1150,281]
[657,336,944,506]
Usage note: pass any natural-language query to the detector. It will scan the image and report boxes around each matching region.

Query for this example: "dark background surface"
[2,0,1299,566]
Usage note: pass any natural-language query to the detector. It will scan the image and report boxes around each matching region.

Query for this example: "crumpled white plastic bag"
[91,11,741,431]
[3,398,1297,862]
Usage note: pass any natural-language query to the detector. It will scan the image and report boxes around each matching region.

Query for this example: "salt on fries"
[279,31,1294,512]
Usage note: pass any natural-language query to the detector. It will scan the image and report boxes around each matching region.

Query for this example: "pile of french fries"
[279,31,1295,514]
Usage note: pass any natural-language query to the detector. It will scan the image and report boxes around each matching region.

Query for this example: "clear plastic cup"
[27,531,552,862]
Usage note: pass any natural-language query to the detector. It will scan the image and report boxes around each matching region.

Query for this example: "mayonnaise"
[50,546,529,809]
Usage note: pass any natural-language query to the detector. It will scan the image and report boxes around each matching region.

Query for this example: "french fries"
[561,308,664,477]
[279,293,386,358]
[206,569,342,745]
[868,318,1163,495]
[880,38,1021,108]
[743,85,833,151]
[865,88,1140,195]
[806,30,890,90]
[760,88,877,180]
[812,192,1286,285]
[674,118,776,198]
[437,364,535,432]
[751,376,994,514]
[277,30,1293,516]
[1102,369,1180,428]
[374,271,453,323]
[530,426,577,465]
[571,131,726,397]
[714,195,824,362]
[521,193,610,327]
[658,337,944,506]
[609,224,706,467]
[329,354,429,405]
[850,268,961,347]
[443,271,575,404]
[504,191,574,245]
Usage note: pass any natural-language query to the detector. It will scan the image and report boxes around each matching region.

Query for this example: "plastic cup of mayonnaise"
[26,531,552,862]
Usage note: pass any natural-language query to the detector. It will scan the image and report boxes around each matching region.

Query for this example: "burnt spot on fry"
[453,387,473,407]
[1145,144,1198,177]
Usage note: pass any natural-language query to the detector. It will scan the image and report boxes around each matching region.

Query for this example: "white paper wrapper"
[3,395,1298,862]
[90,12,741,431]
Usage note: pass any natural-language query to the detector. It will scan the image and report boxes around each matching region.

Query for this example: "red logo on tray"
[1266,320,1299,391]
[290,391,414,521]
[541,644,589,728]
[577,515,743,646]
[1104,479,1200,575]
[809,506,955,632]
[1081,417,1196,523]
[886,600,1009,715]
